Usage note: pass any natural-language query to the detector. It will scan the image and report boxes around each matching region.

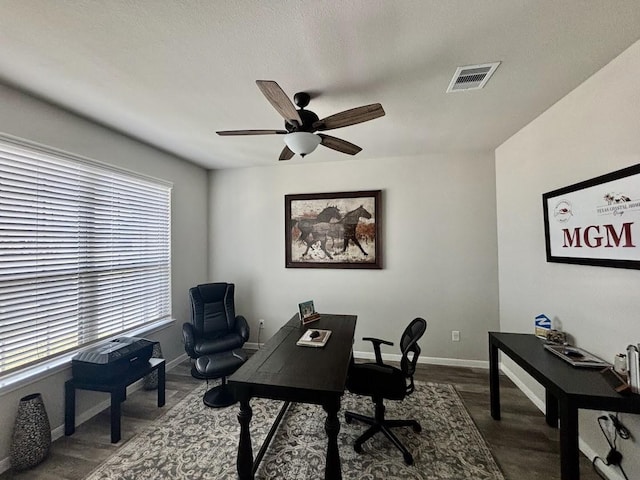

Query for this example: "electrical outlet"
[259,319,265,327]
[451,330,460,342]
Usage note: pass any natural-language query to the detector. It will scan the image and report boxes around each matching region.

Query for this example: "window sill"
[0,318,176,396]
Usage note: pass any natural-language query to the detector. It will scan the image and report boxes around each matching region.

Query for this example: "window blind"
[0,135,172,377]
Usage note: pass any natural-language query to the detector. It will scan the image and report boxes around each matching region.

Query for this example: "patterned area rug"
[84,382,504,480]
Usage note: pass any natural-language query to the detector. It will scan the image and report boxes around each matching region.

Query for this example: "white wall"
[0,82,209,467]
[208,152,499,362]
[496,39,640,479]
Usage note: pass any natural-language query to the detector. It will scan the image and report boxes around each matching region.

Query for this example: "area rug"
[84,382,504,480]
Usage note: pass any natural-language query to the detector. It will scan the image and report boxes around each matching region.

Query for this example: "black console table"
[489,332,640,480]
[65,358,165,443]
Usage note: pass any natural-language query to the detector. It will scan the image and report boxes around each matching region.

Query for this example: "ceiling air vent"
[446,62,501,93]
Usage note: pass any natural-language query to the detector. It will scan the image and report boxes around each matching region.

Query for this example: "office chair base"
[345,410,420,465]
[203,384,236,408]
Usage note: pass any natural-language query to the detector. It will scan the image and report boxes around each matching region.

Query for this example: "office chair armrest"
[235,315,250,343]
[182,323,197,358]
[362,337,393,366]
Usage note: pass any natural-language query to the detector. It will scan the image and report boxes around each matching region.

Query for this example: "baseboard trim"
[353,350,489,369]
[499,363,546,413]
[248,341,489,368]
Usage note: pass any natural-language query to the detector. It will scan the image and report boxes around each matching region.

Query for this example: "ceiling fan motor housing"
[285,107,319,133]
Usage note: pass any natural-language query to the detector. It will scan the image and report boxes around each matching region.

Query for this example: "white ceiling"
[1,1,640,169]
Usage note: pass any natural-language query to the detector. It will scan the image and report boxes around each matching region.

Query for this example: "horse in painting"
[293,206,342,260]
[340,205,372,256]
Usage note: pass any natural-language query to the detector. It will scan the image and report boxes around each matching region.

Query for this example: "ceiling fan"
[216,80,385,161]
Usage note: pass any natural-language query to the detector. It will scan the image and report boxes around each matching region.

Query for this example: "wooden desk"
[228,313,357,480]
[65,358,165,443]
[489,332,640,480]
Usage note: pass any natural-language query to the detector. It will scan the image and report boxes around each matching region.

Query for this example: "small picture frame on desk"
[298,300,320,325]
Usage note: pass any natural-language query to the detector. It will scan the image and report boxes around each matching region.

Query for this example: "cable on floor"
[591,414,629,480]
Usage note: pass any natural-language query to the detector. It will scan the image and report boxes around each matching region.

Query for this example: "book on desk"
[297,329,331,348]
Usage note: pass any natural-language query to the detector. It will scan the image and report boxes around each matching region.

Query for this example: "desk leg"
[237,398,254,480]
[559,398,579,480]
[110,388,125,443]
[489,340,501,420]
[323,398,342,480]
[545,389,558,428]
[64,381,75,436]
[157,362,166,407]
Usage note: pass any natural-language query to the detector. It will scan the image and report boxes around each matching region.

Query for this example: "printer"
[71,337,155,382]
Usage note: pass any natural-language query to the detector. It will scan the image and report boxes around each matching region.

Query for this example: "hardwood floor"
[414,364,599,480]
[0,359,600,480]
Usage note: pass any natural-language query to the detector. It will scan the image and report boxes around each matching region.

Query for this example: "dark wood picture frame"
[542,163,640,270]
[285,190,382,269]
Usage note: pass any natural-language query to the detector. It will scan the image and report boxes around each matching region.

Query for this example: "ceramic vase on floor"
[10,393,51,471]
[143,342,163,390]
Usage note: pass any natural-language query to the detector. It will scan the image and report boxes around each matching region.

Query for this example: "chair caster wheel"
[413,423,422,433]
[403,453,414,465]
[354,443,363,454]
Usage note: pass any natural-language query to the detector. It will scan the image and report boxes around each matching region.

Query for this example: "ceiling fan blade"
[313,103,385,131]
[279,145,295,161]
[318,134,362,155]
[256,80,302,126]
[216,129,287,136]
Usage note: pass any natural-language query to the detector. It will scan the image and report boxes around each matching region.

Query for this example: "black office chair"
[345,317,427,465]
[183,283,250,407]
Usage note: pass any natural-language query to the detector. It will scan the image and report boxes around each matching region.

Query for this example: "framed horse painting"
[285,190,382,269]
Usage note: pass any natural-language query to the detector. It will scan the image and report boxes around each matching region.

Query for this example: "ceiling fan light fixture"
[284,132,321,157]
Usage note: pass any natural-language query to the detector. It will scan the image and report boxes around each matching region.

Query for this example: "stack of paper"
[627,344,640,394]
[296,329,331,348]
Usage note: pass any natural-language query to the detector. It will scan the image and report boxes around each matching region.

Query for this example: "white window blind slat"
[0,134,172,377]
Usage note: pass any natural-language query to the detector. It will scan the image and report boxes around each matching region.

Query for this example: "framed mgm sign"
[542,163,640,269]
[285,190,382,269]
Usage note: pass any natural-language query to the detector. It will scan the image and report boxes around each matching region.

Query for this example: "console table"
[489,332,640,480]
[65,358,165,443]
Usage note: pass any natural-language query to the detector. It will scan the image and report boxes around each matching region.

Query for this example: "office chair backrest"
[399,317,427,394]
[189,283,237,338]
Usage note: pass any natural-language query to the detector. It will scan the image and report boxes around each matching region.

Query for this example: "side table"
[65,358,165,443]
